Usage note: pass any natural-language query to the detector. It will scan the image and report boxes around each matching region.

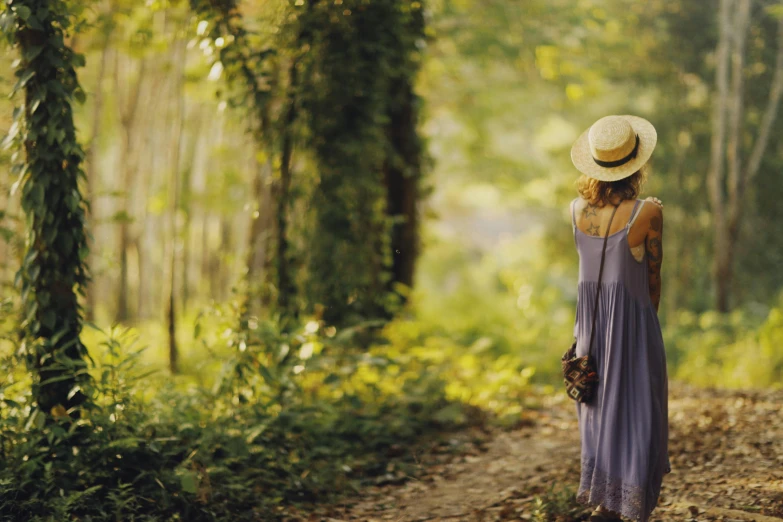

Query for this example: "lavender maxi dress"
[570,199,670,521]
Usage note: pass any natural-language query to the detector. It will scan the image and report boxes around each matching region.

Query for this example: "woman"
[568,115,670,521]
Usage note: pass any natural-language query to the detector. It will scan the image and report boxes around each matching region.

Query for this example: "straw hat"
[570,115,657,182]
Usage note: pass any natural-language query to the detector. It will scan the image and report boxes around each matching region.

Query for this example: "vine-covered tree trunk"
[301,0,425,325]
[276,57,298,317]
[385,77,422,299]
[8,0,91,413]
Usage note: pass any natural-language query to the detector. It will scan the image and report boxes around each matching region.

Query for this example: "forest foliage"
[2,0,783,520]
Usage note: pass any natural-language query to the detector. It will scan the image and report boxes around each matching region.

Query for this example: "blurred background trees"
[4,0,783,518]
[1,0,782,416]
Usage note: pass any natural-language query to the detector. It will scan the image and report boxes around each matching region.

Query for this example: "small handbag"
[562,203,618,403]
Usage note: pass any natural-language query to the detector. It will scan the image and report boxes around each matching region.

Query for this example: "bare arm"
[645,204,664,312]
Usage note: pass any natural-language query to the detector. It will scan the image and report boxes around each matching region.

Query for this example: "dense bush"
[0,296,532,521]
[664,293,783,388]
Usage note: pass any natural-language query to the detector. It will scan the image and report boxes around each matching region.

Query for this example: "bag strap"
[588,202,620,357]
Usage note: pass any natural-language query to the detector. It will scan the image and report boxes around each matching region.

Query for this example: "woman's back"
[569,196,669,521]
[567,114,668,522]
[571,198,651,303]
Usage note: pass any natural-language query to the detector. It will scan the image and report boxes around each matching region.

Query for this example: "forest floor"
[306,383,783,521]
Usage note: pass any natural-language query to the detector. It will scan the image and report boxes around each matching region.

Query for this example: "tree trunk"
[201,212,211,293]
[711,0,783,312]
[714,0,750,311]
[180,112,203,313]
[244,144,275,312]
[384,78,421,299]
[218,218,233,302]
[12,0,91,413]
[276,59,299,318]
[84,20,112,322]
[243,55,281,318]
[179,105,205,313]
[114,50,146,322]
[729,5,783,242]
[166,38,186,374]
[709,0,734,313]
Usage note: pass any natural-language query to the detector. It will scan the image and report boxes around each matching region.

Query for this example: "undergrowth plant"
[0,298,492,521]
[532,483,589,522]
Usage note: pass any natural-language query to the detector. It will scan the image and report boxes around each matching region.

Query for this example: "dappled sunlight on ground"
[318,383,783,521]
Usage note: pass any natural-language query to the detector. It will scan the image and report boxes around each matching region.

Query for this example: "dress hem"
[577,459,651,522]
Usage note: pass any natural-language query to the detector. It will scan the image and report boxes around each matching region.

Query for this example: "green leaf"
[66,385,81,401]
[433,403,466,425]
[0,226,13,242]
[179,470,198,494]
[35,409,45,429]
[41,309,56,330]
[35,7,49,21]
[108,211,133,224]
[258,364,275,385]
[13,68,35,92]
[83,322,104,334]
[14,6,32,21]
[107,437,142,449]
[38,373,78,386]
[23,45,43,61]
[245,423,268,444]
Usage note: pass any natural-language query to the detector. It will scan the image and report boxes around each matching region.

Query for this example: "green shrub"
[532,483,588,522]
[0,303,489,521]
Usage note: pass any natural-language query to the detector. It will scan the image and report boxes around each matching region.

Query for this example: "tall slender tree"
[190,0,280,317]
[165,35,187,374]
[84,1,113,321]
[708,0,783,311]
[4,0,91,413]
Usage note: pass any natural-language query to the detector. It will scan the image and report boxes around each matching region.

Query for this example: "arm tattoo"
[646,213,663,311]
[647,237,662,262]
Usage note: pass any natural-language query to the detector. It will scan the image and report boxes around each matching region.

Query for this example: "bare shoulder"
[570,197,586,217]
[640,198,663,235]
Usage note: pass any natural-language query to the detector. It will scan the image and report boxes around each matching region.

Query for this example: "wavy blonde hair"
[576,166,648,206]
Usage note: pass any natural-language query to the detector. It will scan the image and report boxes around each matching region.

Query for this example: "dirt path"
[320,383,783,521]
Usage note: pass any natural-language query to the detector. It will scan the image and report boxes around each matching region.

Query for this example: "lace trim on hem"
[577,459,646,521]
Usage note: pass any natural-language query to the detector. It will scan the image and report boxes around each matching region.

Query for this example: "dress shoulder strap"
[570,198,578,227]
[626,199,646,229]
[570,198,579,246]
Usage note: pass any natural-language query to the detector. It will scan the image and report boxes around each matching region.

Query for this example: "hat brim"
[570,115,657,182]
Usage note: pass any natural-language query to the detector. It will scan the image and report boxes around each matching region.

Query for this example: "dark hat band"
[592,135,639,168]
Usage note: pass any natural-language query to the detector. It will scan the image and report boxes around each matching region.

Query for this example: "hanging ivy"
[298,0,426,326]
[188,0,427,327]
[2,0,91,414]
[189,0,292,318]
[189,0,276,142]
